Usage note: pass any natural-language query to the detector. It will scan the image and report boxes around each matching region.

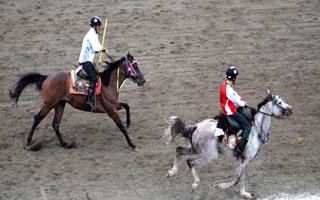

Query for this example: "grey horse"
[164,90,293,199]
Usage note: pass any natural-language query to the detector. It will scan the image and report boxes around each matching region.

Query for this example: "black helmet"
[90,16,102,27]
[226,66,238,82]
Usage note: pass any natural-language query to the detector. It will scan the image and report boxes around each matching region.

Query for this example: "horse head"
[258,90,293,118]
[121,52,145,86]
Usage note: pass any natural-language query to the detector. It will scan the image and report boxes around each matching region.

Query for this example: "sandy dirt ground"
[0,0,320,199]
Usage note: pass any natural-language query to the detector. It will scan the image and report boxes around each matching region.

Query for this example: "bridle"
[257,96,290,119]
[254,96,291,144]
[116,55,142,93]
[124,56,142,81]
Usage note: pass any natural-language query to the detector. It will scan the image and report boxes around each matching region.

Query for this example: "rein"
[116,68,126,94]
[257,110,274,117]
[254,114,270,144]
[254,100,285,144]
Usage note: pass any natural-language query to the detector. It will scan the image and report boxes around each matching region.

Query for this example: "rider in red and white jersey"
[220,66,251,158]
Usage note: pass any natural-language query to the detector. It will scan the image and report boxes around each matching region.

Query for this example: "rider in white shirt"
[79,16,108,111]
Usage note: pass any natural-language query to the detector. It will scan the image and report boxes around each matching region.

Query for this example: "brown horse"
[9,53,145,151]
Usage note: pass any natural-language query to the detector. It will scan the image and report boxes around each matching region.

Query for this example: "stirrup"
[86,101,96,112]
[234,147,243,159]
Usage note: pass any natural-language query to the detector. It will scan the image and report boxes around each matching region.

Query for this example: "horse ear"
[267,89,275,99]
[127,51,133,59]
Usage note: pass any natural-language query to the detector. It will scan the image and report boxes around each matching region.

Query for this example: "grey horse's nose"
[287,107,293,115]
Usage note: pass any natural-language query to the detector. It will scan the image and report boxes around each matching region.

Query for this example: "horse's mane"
[99,57,125,86]
[257,96,271,110]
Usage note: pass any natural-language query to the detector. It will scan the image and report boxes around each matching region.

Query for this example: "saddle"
[215,107,253,149]
[69,66,101,95]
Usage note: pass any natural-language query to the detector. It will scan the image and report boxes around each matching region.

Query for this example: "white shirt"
[78,27,102,63]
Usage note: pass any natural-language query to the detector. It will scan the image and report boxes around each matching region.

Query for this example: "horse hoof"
[132,146,139,152]
[167,170,175,178]
[64,141,76,149]
[241,191,254,199]
[213,182,222,188]
[24,140,42,151]
[192,183,199,191]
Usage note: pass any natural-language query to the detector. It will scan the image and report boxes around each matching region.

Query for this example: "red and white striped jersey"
[220,81,246,115]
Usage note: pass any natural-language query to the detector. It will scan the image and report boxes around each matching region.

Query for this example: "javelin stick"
[99,18,108,63]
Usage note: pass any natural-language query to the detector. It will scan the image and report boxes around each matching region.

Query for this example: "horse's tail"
[9,72,47,104]
[164,116,197,145]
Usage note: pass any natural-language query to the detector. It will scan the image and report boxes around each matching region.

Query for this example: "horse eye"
[133,63,138,68]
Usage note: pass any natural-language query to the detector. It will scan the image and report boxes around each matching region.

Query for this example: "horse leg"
[214,158,247,189]
[108,111,136,151]
[116,102,130,128]
[27,106,52,145]
[187,151,218,191]
[167,146,195,178]
[240,172,253,199]
[52,101,71,148]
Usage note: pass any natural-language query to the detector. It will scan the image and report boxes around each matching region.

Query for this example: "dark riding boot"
[86,87,95,112]
[234,139,247,159]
